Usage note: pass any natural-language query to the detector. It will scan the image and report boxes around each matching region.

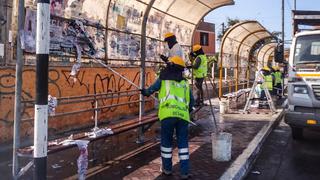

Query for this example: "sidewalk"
[0,98,283,179]
[84,99,284,180]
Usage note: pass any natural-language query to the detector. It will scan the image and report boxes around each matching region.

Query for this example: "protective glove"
[159,54,168,63]
[189,52,196,58]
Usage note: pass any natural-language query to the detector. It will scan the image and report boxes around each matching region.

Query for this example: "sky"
[205,0,320,49]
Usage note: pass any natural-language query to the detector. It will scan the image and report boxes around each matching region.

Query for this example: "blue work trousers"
[273,83,282,96]
[261,89,273,99]
[160,117,189,175]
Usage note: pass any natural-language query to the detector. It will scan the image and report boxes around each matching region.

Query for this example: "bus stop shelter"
[256,42,277,70]
[218,21,274,97]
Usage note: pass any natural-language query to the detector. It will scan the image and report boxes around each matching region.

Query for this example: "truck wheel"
[291,127,303,140]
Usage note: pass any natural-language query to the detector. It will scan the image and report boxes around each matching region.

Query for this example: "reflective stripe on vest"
[158,80,190,122]
[193,54,208,78]
[263,75,273,90]
[159,94,187,104]
[274,72,282,85]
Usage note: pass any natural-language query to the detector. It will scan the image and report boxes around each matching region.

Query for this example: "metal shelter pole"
[235,59,239,92]
[140,0,156,119]
[139,0,155,123]
[139,0,155,122]
[34,0,50,179]
[137,0,155,143]
[247,68,250,88]
[12,0,24,178]
[219,64,223,97]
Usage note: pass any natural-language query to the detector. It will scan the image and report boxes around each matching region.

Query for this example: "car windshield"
[294,34,320,64]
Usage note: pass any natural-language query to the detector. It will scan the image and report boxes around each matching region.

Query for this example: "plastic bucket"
[219,99,228,114]
[212,132,232,161]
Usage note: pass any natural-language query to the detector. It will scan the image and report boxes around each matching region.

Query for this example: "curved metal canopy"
[218,20,273,96]
[146,0,235,62]
[256,43,277,70]
[220,21,272,68]
[24,0,234,65]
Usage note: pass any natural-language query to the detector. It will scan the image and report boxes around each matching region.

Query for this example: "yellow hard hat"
[192,44,202,52]
[169,56,186,67]
[272,66,280,71]
[164,32,175,39]
[262,66,270,71]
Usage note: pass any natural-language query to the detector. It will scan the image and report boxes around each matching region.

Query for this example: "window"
[294,34,320,63]
[200,32,209,46]
[311,42,320,55]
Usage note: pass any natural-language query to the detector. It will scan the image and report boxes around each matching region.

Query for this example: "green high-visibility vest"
[193,54,208,78]
[274,71,282,85]
[262,75,273,91]
[158,80,190,122]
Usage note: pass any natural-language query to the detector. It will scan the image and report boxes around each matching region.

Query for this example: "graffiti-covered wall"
[0,0,236,144]
[18,0,195,66]
[0,66,155,143]
[3,0,237,66]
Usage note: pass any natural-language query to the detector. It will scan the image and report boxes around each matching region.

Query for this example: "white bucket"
[219,99,228,114]
[212,132,232,161]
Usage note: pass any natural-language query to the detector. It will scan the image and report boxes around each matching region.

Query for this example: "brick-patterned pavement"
[0,98,281,180]
[87,105,271,180]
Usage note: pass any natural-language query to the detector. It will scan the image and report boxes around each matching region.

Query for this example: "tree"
[217,17,240,41]
[271,31,282,41]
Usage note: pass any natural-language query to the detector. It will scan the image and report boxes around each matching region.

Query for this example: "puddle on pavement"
[0,123,161,179]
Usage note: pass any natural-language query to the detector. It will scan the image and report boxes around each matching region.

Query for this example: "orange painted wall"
[0,66,155,143]
[193,31,216,55]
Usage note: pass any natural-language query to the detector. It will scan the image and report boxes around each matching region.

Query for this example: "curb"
[219,110,285,180]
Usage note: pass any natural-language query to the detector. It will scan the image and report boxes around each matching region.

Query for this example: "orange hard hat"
[169,56,186,67]
[192,44,202,52]
[164,32,175,39]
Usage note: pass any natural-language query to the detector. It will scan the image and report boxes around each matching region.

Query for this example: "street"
[246,119,320,180]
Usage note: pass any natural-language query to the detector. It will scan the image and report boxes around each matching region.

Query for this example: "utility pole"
[294,0,296,10]
[282,0,285,60]
[12,0,24,178]
[34,0,50,179]
[222,22,225,33]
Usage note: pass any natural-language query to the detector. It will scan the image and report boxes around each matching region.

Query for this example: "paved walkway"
[86,100,275,180]
[0,99,281,179]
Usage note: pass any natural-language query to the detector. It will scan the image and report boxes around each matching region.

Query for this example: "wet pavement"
[0,124,160,179]
[246,119,320,180]
[0,98,278,179]
[83,99,273,180]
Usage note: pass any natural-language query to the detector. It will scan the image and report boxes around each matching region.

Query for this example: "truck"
[285,10,320,139]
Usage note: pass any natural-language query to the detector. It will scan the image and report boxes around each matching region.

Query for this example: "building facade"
[193,21,216,56]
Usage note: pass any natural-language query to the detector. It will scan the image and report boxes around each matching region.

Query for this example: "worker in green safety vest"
[272,66,283,99]
[259,66,274,108]
[187,44,208,106]
[141,56,194,179]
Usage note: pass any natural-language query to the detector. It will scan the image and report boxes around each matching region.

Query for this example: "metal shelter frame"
[218,20,274,97]
[10,0,236,178]
[256,42,277,70]
[9,0,237,129]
